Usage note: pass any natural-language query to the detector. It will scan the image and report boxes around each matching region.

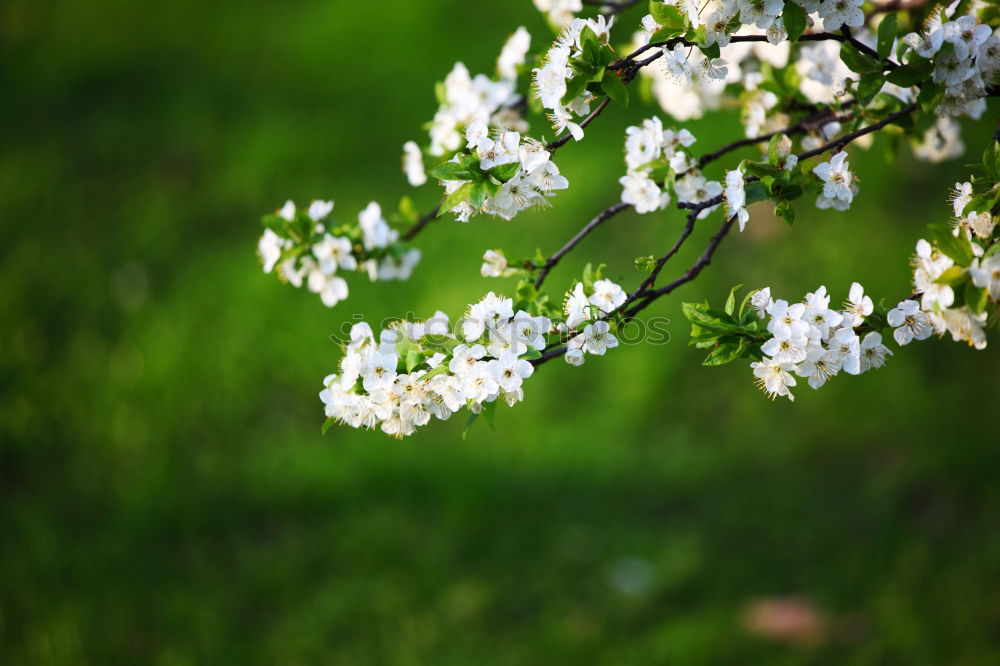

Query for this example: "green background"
[2,1,998,663]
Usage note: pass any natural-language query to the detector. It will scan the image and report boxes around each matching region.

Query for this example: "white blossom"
[887,299,933,346]
[481,249,508,278]
[620,171,670,214]
[724,166,750,231]
[402,141,427,186]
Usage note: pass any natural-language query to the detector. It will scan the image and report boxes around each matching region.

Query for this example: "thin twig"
[547,97,613,151]
[796,102,917,161]
[534,202,630,288]
[402,205,440,241]
[531,102,921,367]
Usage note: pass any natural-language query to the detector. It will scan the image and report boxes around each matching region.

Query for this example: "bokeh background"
[2,1,998,663]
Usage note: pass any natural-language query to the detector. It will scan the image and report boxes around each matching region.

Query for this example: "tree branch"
[534,202,631,288]
[402,205,440,241]
[796,102,917,161]
[530,101,921,367]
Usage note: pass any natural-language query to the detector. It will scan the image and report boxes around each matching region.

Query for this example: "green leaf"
[725,284,743,315]
[635,255,657,272]
[420,334,460,354]
[579,25,601,51]
[767,133,783,166]
[489,161,521,182]
[322,416,336,435]
[876,13,897,61]
[775,200,795,225]
[840,43,878,74]
[649,2,685,31]
[885,59,932,87]
[934,265,968,286]
[421,363,451,381]
[857,71,885,105]
[520,347,542,361]
[429,161,475,181]
[470,182,492,209]
[481,400,497,429]
[439,182,474,216]
[261,213,287,231]
[745,161,781,178]
[405,349,426,372]
[582,262,604,292]
[739,289,758,319]
[983,140,999,180]
[702,339,749,366]
[783,1,806,43]
[398,195,418,223]
[699,42,721,59]
[650,25,685,42]
[744,182,769,205]
[562,72,590,105]
[917,81,943,112]
[601,71,629,107]
[966,282,989,314]
[928,224,974,265]
[461,411,478,440]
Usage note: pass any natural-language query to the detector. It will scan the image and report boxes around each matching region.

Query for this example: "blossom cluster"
[319,293,550,438]
[533,15,616,142]
[619,116,705,214]
[902,13,1000,118]
[749,283,896,401]
[433,126,569,222]
[258,200,419,308]
[249,2,1000,440]
[907,176,1000,350]
[562,278,627,365]
[319,271,631,436]
[811,151,857,211]
[625,2,997,160]
[402,26,532,179]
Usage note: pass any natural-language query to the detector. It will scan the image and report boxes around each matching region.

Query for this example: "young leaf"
[481,400,497,430]
[420,363,450,381]
[462,411,479,440]
[438,182,474,216]
[420,334,460,353]
[699,42,721,59]
[886,58,932,87]
[725,284,743,315]
[744,182,769,205]
[783,1,806,43]
[469,182,491,209]
[562,72,590,105]
[966,282,989,314]
[702,339,749,366]
[429,161,475,181]
[601,70,629,107]
[876,13,897,61]
[983,140,998,180]
[857,71,886,105]
[933,265,967,286]
[840,43,878,73]
[775,200,795,225]
[489,161,521,182]
[520,348,543,361]
[916,81,943,112]
[649,2,685,31]
[928,224,974,265]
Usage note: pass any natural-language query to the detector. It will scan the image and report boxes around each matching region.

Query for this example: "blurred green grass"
[2,1,999,664]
